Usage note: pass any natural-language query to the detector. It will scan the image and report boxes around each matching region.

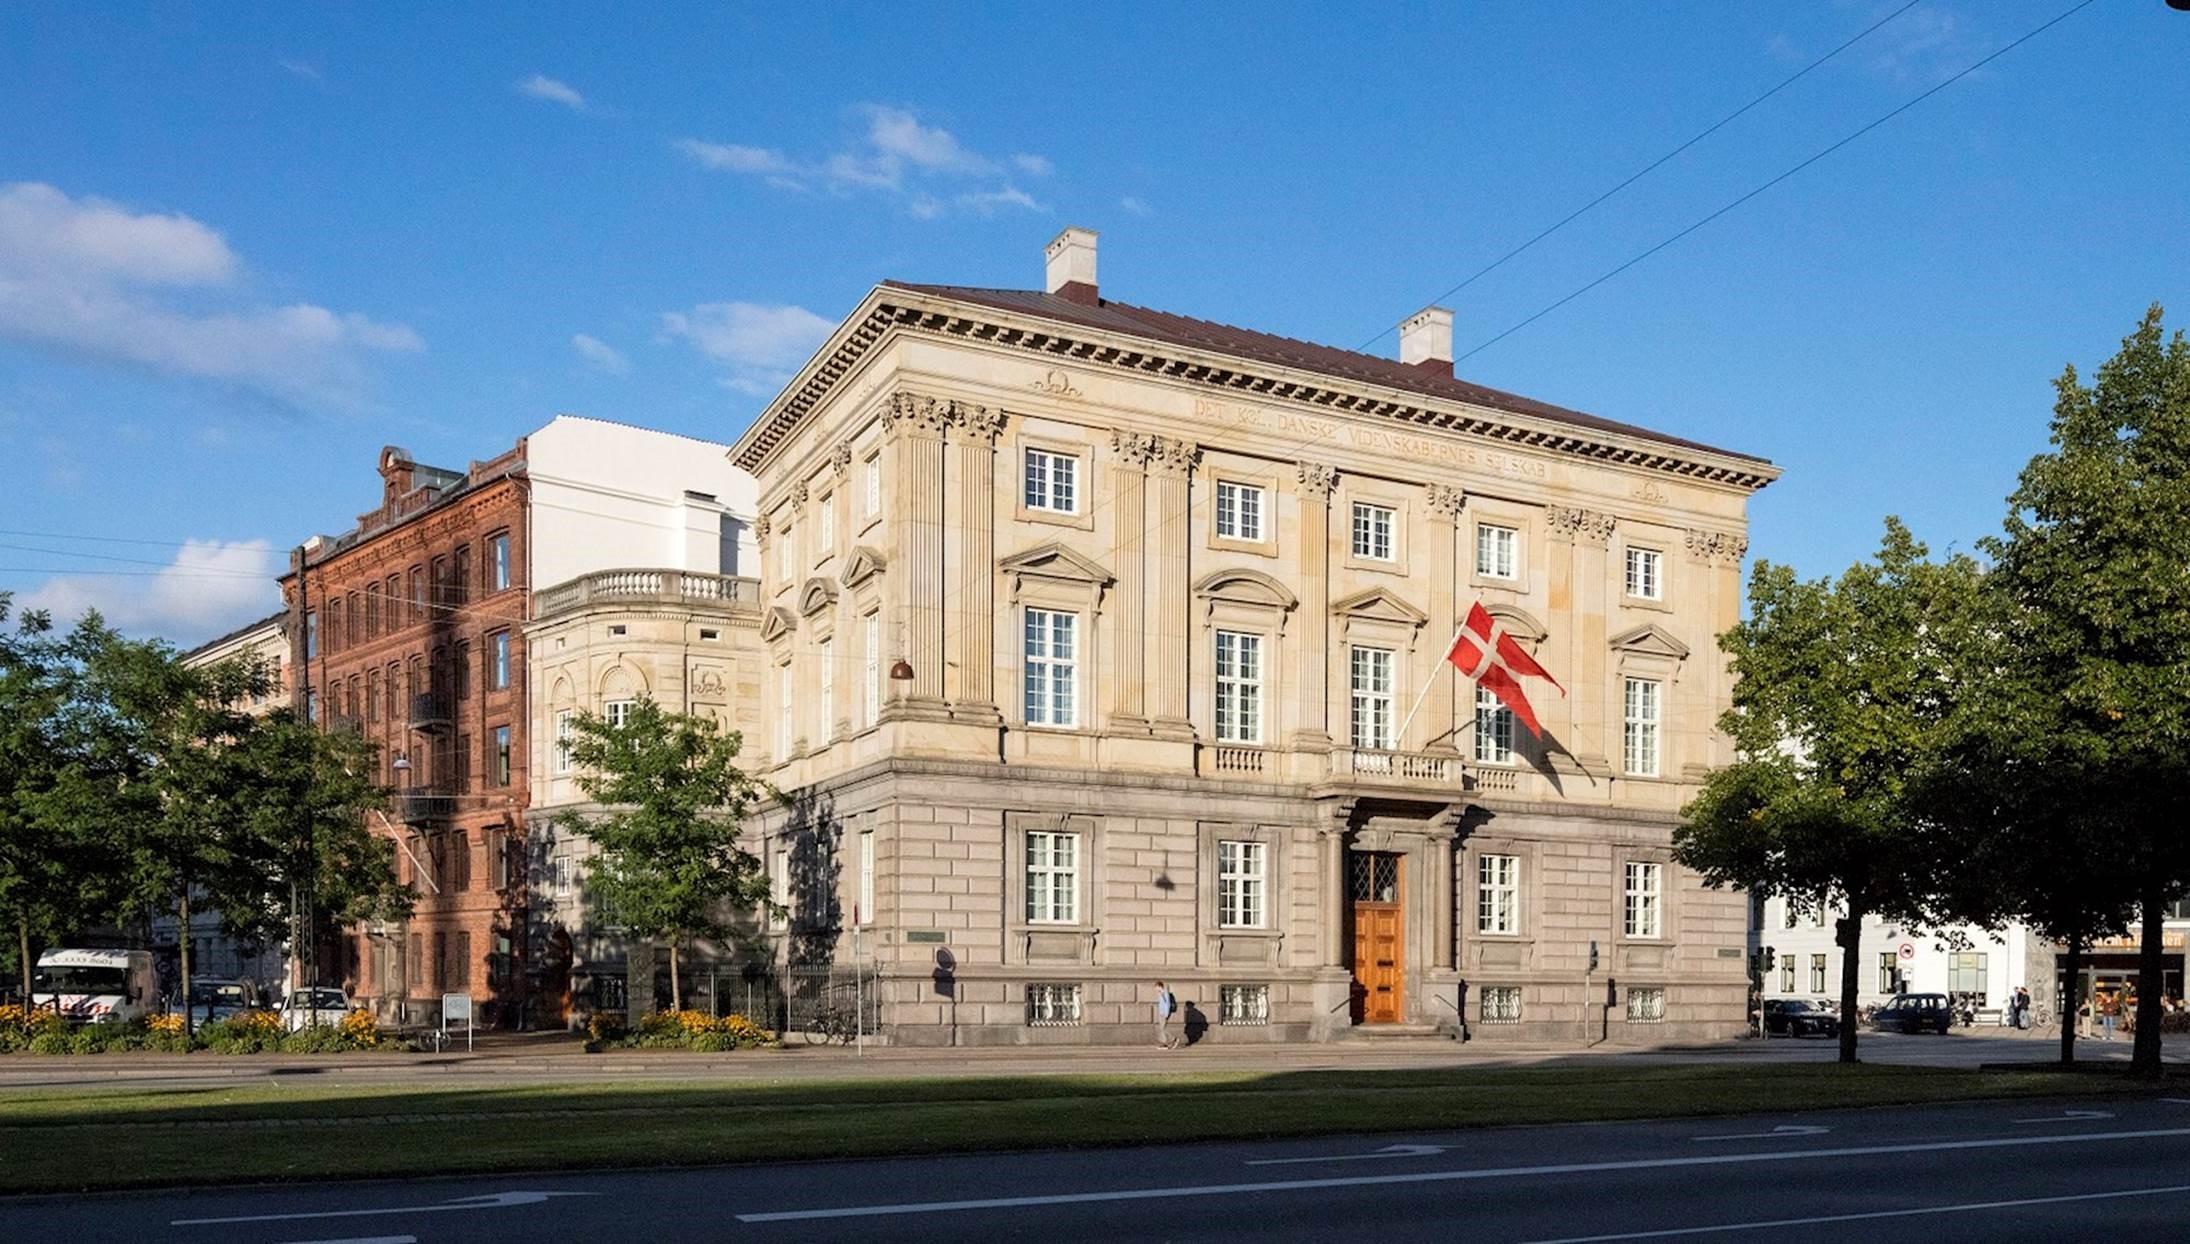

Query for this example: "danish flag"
[1447,601,1564,736]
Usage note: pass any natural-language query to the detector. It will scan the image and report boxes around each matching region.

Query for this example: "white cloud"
[518,73,586,111]
[677,105,1048,219]
[571,332,629,375]
[1863,7,1986,85]
[1120,195,1153,217]
[278,59,323,83]
[661,301,832,395]
[19,538,281,643]
[0,182,421,409]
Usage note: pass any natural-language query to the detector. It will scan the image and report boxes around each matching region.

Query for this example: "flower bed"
[0,1004,406,1054]
[587,1008,777,1052]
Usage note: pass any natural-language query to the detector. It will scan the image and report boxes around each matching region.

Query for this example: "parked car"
[186,978,261,1027]
[1762,998,1841,1038]
[30,948,158,1025]
[281,987,355,1031]
[1872,992,1953,1034]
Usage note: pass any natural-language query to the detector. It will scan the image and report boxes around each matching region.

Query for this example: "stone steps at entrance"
[1343,1022,1451,1040]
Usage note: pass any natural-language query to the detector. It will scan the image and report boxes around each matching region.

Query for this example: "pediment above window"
[1000,541,1114,611]
[759,606,798,643]
[839,546,887,589]
[1485,603,1548,643]
[798,577,838,617]
[1608,622,1690,661]
[1191,568,1298,611]
[1330,587,1429,629]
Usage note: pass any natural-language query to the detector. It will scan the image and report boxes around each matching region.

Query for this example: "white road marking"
[1247,1143,1448,1166]
[2010,1109,2114,1123]
[1519,1182,2190,1242]
[174,1190,594,1226]
[1691,1124,1828,1142]
[733,1125,2190,1222]
[275,1236,417,1244]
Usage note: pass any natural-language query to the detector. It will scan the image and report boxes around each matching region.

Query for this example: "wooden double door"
[1349,851,1404,1025]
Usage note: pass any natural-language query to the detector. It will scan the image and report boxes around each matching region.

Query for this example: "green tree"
[557,697,770,1011]
[0,596,88,999]
[1980,305,2190,1079]
[1675,520,1985,1062]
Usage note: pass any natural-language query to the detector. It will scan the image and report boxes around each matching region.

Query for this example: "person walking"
[2098,989,2120,1041]
[2011,986,2030,1031]
[1153,980,1178,1050]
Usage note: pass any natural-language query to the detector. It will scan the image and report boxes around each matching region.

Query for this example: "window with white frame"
[817,636,834,740]
[1350,501,1395,560]
[489,532,511,592]
[1810,954,1828,993]
[1476,523,1518,579]
[1219,984,1270,1025]
[775,664,792,758]
[490,630,511,690]
[1877,952,1898,995]
[1622,678,1661,776]
[769,845,789,929]
[552,854,574,898]
[1214,480,1265,541]
[1625,546,1663,600]
[862,612,880,728]
[818,494,835,556]
[1024,448,1079,514]
[1624,860,1663,938]
[857,828,875,926]
[1217,839,1267,929]
[1023,609,1078,727]
[1477,853,1519,935]
[1213,630,1263,744]
[1026,982,1082,1025]
[1482,986,1522,1023]
[1474,685,1515,765]
[1949,951,1989,996]
[863,454,881,516]
[1627,987,1666,1022]
[1024,829,1079,923]
[1781,956,1796,993]
[604,699,633,730]
[1349,646,1394,749]
[554,709,574,773]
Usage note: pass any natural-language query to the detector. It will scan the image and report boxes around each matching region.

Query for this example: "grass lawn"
[0,1062,2170,1194]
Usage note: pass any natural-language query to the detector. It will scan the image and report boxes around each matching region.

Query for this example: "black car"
[1762,998,1841,1038]
[1871,992,1953,1034]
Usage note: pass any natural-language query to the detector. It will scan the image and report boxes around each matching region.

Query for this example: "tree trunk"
[1835,906,1865,1064]
[178,890,194,1037]
[2132,888,2167,1080]
[2060,931,2082,1067]
[16,916,30,1004]
[668,942,682,1013]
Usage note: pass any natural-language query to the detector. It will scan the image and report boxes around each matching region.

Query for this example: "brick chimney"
[379,446,415,506]
[1044,227,1099,304]
[1399,306,1454,377]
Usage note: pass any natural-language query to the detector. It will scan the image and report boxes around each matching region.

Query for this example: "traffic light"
[1588,939,1599,974]
[1764,946,1778,973]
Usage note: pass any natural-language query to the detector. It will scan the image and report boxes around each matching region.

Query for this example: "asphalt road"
[7,1092,2190,1242]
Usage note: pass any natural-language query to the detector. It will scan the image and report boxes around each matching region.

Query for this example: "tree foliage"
[1676,519,1986,1062]
[1974,304,2190,1077]
[557,697,770,1010]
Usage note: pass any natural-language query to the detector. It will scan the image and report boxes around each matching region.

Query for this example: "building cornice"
[728,284,1780,493]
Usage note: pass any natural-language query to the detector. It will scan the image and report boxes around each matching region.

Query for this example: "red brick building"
[283,443,532,1026]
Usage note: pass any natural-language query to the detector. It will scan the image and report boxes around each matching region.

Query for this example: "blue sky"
[2,2,2184,645]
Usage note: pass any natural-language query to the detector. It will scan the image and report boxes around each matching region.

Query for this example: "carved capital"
[1546,505,1616,544]
[882,391,953,438]
[790,480,809,513]
[1147,435,1198,476]
[1685,528,1748,565]
[955,403,1006,444]
[1110,428,1158,469]
[830,441,854,478]
[1296,461,1338,499]
[1426,484,1467,523]
[753,515,772,542]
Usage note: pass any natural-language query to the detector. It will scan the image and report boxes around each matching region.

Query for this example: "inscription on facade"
[1192,397,1549,480]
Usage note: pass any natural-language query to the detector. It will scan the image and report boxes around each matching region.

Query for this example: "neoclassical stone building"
[735,229,1777,1044]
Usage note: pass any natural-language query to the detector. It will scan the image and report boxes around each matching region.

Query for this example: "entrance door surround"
[1349,850,1404,1024]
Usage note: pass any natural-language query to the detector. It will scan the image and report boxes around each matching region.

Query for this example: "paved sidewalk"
[2,1028,2183,1092]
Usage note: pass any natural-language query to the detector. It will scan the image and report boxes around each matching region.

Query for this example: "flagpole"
[1395,625,1466,749]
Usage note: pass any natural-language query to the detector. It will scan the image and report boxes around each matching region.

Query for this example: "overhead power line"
[1454,0,2099,365]
[1359,0,1927,350]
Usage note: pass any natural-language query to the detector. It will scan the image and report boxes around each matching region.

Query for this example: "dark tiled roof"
[882,281,1765,465]
[185,609,288,658]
